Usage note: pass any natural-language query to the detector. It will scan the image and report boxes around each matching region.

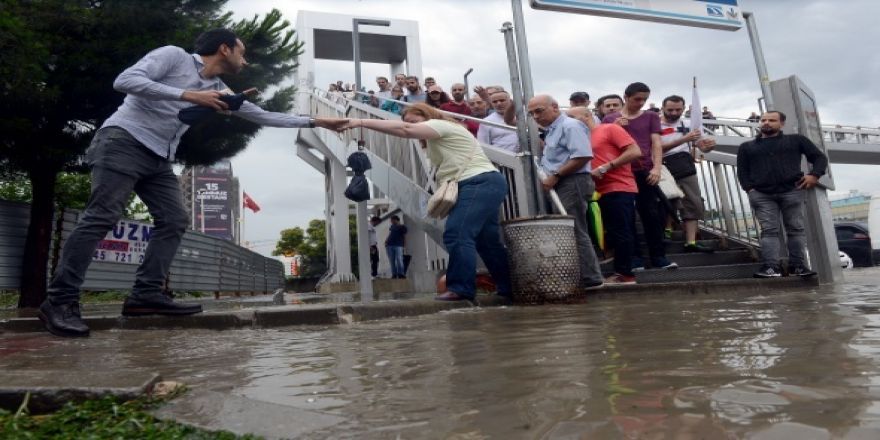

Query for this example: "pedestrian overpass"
[291,11,880,294]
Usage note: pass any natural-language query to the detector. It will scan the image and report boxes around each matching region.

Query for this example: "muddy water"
[3,269,880,439]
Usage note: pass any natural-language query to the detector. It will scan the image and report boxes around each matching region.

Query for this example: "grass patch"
[0,292,17,308]
[0,394,262,440]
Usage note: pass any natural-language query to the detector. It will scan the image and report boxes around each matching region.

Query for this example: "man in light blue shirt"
[528,94,603,289]
[39,29,346,338]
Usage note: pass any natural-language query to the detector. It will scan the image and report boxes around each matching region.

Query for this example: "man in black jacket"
[736,111,829,278]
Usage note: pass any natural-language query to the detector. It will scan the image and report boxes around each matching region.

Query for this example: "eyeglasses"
[527,107,547,117]
[429,91,441,95]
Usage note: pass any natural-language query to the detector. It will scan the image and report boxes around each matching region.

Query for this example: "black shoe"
[753,265,782,278]
[788,266,817,277]
[581,279,604,290]
[122,293,203,316]
[38,301,90,337]
[683,243,715,254]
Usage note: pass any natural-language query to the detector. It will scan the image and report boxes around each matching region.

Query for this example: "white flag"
[690,77,702,134]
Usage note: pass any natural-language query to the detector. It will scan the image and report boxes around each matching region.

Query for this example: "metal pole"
[501,23,529,162]
[743,12,774,109]
[501,22,541,216]
[510,1,548,215]
[463,68,473,99]
[352,19,361,96]
[511,0,536,109]
[351,19,387,302]
[199,193,205,233]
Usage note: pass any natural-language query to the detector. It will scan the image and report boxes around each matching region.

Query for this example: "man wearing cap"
[37,28,346,338]
[568,91,600,130]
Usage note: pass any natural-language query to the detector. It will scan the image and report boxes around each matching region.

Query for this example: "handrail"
[310,88,533,222]
[694,151,761,249]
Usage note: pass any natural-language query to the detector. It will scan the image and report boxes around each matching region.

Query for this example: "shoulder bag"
[426,145,482,219]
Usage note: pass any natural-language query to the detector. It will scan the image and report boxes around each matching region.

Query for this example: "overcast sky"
[222,0,880,256]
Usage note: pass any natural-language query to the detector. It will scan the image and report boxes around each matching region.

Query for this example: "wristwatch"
[552,171,561,178]
[308,117,317,128]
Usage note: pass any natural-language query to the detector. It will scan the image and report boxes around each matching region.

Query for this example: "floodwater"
[2,269,880,439]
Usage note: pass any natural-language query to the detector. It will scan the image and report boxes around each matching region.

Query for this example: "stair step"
[661,239,724,254]
[600,249,754,272]
[634,263,762,284]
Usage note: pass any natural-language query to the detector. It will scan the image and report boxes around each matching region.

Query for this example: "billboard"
[530,0,743,31]
[194,160,235,241]
[92,220,153,265]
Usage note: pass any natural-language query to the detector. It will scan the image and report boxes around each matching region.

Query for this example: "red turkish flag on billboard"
[242,191,261,213]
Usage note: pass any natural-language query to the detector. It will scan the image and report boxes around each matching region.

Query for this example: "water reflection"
[2,270,880,438]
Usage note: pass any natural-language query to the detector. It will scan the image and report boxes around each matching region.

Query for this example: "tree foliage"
[273,216,365,278]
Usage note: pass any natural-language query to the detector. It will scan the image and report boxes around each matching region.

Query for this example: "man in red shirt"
[584,109,643,284]
[440,83,478,136]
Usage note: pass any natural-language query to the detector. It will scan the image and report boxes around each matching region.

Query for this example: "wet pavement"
[1,268,879,439]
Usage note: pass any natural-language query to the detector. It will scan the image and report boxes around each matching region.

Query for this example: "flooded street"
[2,269,880,439]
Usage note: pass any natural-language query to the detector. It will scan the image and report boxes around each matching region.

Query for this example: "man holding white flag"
[660,92,716,253]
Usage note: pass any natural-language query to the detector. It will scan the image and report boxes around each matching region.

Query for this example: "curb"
[0,278,818,334]
[0,371,161,413]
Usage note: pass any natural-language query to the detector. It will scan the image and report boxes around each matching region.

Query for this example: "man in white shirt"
[477,91,520,153]
[660,95,716,253]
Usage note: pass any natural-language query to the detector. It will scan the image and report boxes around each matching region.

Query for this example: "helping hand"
[315,118,350,132]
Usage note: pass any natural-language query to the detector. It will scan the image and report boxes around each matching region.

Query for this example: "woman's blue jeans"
[443,171,512,299]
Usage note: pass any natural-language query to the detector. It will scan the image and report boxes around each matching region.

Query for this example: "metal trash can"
[502,215,582,304]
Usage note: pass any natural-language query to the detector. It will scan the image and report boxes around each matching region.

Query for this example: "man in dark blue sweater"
[737,111,829,278]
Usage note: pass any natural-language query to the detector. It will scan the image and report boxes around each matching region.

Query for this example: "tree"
[0,1,303,307]
[273,217,364,279]
[272,227,305,257]
[272,220,327,278]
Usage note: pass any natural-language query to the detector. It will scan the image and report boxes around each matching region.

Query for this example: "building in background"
[179,160,241,242]
[830,190,872,221]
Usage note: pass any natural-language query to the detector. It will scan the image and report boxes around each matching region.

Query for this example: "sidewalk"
[0,277,816,334]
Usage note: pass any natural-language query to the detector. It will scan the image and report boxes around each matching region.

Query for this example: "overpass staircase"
[296,91,857,294]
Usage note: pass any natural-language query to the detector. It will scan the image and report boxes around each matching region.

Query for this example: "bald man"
[528,94,603,289]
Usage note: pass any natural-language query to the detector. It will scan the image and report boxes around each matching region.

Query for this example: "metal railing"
[695,152,761,248]
[696,117,880,145]
[309,89,532,222]
[306,90,769,255]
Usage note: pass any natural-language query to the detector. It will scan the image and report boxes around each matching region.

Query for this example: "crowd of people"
[342,74,829,299]
[32,26,831,337]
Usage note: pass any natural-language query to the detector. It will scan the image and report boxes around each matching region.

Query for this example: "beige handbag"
[426,147,482,219]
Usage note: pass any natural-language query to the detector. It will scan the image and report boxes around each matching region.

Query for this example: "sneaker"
[788,266,817,277]
[631,256,645,272]
[753,265,782,278]
[651,257,679,270]
[604,273,636,284]
[38,300,90,338]
[683,243,715,254]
